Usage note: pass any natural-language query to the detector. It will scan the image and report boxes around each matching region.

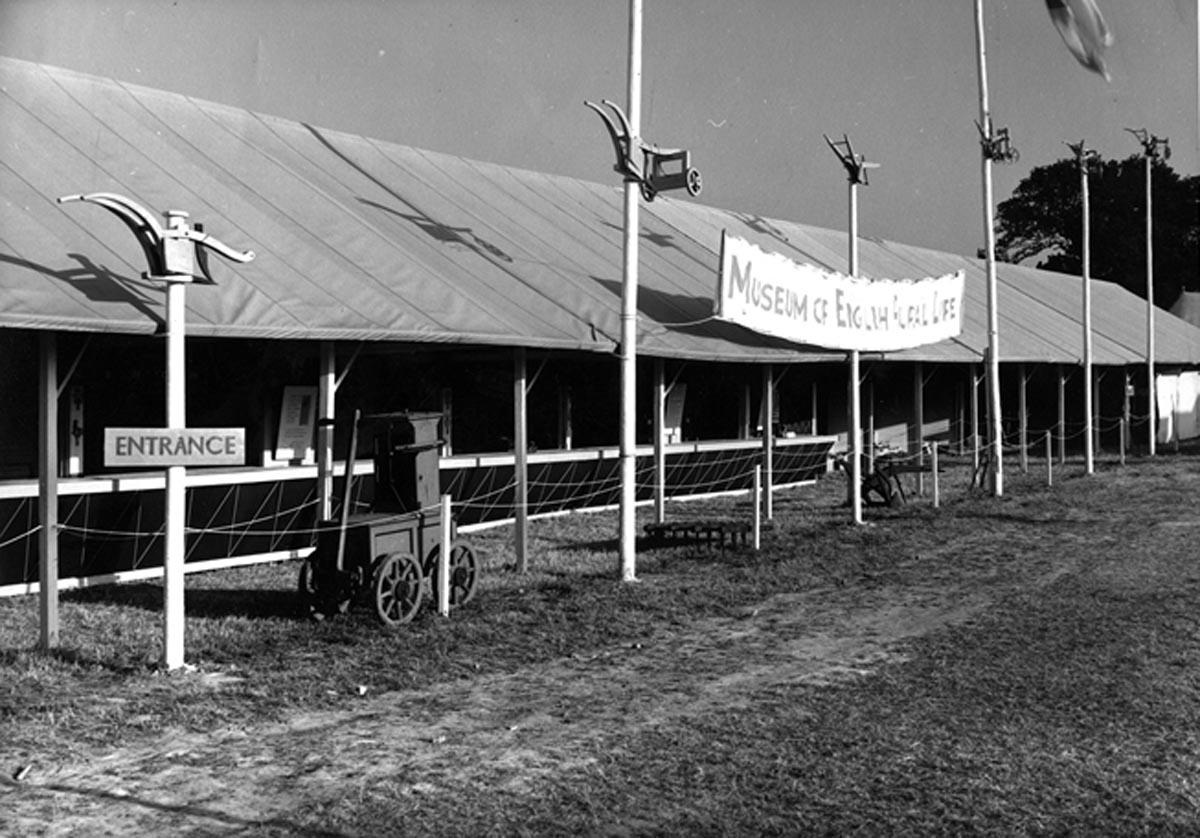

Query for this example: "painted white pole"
[762,364,774,521]
[974,0,1004,498]
[1144,151,1157,456]
[618,0,642,582]
[38,332,59,650]
[971,364,980,475]
[163,212,189,670]
[752,465,762,551]
[654,358,666,524]
[1079,151,1095,476]
[439,494,451,617]
[1123,369,1132,456]
[849,178,863,525]
[1057,365,1067,464]
[514,347,529,573]
[931,442,940,509]
[317,341,336,522]
[1046,431,1053,486]
[914,362,925,496]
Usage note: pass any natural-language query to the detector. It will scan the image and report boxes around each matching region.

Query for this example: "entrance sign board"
[105,428,245,467]
[715,232,964,351]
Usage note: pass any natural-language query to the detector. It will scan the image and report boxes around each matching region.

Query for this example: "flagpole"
[824,133,875,525]
[848,181,863,525]
[1145,148,1156,456]
[618,0,642,581]
[1082,155,1094,475]
[1127,129,1169,456]
[1069,140,1096,475]
[973,0,1004,497]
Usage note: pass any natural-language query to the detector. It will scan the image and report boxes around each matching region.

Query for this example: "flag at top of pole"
[1045,0,1114,81]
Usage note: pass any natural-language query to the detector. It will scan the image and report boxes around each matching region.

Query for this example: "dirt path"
[1,551,1078,838]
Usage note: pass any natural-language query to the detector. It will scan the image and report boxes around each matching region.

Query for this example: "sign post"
[60,193,253,669]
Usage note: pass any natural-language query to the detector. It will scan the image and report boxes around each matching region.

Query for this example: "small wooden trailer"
[299,411,478,625]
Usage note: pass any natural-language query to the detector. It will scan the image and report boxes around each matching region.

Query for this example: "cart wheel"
[373,553,423,626]
[424,542,479,607]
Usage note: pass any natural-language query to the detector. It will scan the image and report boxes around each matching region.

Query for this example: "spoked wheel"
[423,542,479,607]
[372,553,423,626]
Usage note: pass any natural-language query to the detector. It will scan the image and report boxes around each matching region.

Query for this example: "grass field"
[2,450,1200,836]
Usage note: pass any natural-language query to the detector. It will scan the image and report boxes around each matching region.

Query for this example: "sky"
[1,0,1196,261]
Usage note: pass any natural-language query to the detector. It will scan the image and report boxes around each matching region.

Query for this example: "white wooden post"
[1046,431,1053,487]
[514,348,528,573]
[163,268,188,669]
[1078,148,1095,476]
[914,362,925,496]
[762,364,774,521]
[38,332,59,651]
[931,442,940,509]
[849,175,863,525]
[654,358,666,524]
[752,465,761,551]
[618,0,643,582]
[439,494,451,617]
[558,384,572,450]
[1144,150,1157,456]
[317,341,336,521]
[970,364,980,475]
[810,380,819,435]
[1123,369,1132,456]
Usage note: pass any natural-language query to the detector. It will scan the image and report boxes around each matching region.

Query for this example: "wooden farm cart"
[833,449,916,508]
[299,411,479,625]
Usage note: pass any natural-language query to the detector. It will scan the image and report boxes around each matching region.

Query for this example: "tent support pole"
[38,332,59,651]
[618,0,642,582]
[654,358,666,524]
[762,364,774,521]
[317,341,336,522]
[514,347,529,573]
[913,362,925,496]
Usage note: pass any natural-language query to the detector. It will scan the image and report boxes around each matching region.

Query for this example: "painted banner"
[714,231,964,352]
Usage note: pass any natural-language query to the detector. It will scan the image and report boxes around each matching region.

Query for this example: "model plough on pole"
[585,99,702,202]
[57,192,256,281]
[57,191,253,670]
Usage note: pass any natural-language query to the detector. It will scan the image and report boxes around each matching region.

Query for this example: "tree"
[992,154,1199,309]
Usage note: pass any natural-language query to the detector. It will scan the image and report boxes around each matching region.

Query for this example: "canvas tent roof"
[2,57,1199,366]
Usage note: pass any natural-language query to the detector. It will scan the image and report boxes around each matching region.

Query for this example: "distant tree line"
[990,155,1198,309]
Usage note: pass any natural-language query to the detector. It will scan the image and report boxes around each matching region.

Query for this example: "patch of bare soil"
[0,548,1078,838]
